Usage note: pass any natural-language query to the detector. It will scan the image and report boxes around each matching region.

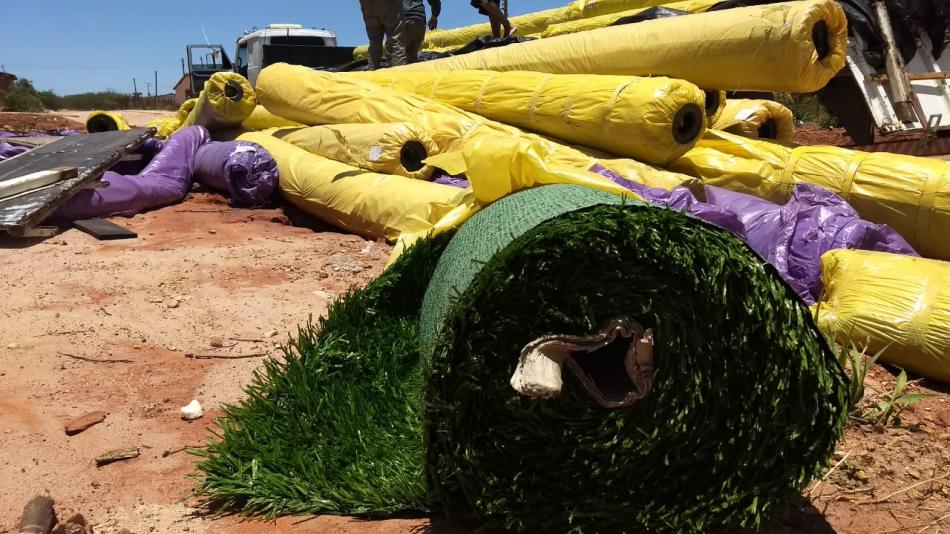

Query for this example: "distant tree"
[58,90,132,110]
[36,90,62,110]
[0,79,46,112]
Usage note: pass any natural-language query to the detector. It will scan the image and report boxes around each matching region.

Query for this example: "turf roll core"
[197,185,848,532]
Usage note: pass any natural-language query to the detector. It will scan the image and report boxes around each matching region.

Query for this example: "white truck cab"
[235,24,338,86]
[186,23,353,95]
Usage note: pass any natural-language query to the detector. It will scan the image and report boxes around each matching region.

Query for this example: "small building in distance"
[0,71,18,92]
[173,75,191,106]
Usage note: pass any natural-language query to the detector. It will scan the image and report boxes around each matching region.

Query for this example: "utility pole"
[145,82,151,98]
[133,78,138,94]
[154,70,158,109]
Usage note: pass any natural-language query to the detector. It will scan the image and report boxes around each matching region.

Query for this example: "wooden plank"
[2,135,64,149]
[0,167,77,201]
[873,0,917,122]
[72,219,138,240]
[870,72,950,83]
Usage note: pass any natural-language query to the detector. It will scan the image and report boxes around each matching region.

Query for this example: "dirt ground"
[0,112,86,133]
[1,114,949,533]
[55,110,176,129]
[0,192,433,533]
[0,110,175,134]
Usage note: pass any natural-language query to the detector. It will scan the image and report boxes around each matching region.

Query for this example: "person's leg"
[403,19,426,63]
[382,0,408,66]
[360,2,386,69]
[480,0,512,37]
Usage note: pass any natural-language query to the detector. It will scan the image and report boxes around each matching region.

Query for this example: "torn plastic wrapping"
[193,141,279,207]
[46,126,210,223]
[392,0,848,93]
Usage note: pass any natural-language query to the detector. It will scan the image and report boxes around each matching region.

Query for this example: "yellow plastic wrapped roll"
[713,99,795,142]
[257,64,481,152]
[241,106,304,131]
[395,125,642,253]
[816,250,950,383]
[148,117,180,138]
[276,123,438,180]
[669,130,950,259]
[257,64,688,194]
[85,111,130,133]
[551,0,687,23]
[394,0,847,93]
[177,98,197,122]
[349,69,706,165]
[237,131,466,241]
[541,0,721,38]
[181,72,256,131]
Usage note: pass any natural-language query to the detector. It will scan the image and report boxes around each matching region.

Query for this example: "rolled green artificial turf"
[197,185,848,532]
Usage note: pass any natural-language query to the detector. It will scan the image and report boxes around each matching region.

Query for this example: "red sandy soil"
[792,122,932,148]
[1,116,948,534]
[0,113,86,133]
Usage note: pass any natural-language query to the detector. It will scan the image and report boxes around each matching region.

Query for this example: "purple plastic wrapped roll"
[0,141,28,161]
[704,184,917,302]
[193,141,278,207]
[591,164,917,304]
[591,163,746,236]
[47,126,210,223]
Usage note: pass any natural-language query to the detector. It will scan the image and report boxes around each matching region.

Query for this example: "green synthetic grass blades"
[197,185,848,532]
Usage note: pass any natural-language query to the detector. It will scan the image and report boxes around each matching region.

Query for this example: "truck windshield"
[236,44,248,68]
[190,46,227,71]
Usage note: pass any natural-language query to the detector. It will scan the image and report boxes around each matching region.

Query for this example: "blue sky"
[1,0,566,95]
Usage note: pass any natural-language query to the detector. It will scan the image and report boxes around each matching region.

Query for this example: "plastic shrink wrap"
[712,99,795,141]
[257,64,691,192]
[348,69,706,165]
[669,130,950,260]
[180,72,256,131]
[817,250,950,383]
[85,111,130,133]
[276,123,438,180]
[392,0,848,93]
[237,131,466,241]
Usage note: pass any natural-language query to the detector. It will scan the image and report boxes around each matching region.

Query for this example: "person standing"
[403,0,441,63]
[471,0,514,38]
[359,0,408,68]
